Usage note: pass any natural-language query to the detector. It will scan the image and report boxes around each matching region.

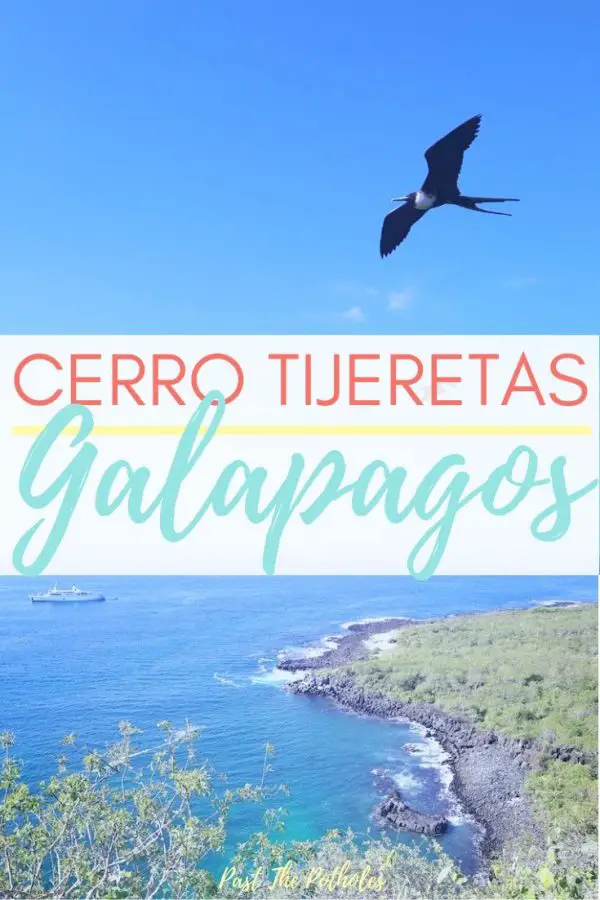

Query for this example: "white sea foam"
[213,673,245,689]
[392,769,421,793]
[389,723,468,824]
[417,744,454,794]
[277,636,340,662]
[304,637,340,657]
[250,667,304,686]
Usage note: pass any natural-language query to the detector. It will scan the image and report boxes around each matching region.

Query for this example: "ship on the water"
[30,585,106,603]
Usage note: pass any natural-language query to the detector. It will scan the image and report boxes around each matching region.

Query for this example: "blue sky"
[0,0,598,334]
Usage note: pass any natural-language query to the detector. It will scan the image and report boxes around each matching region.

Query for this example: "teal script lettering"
[14,392,598,579]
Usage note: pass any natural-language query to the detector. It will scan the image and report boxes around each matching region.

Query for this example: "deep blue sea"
[1,575,597,875]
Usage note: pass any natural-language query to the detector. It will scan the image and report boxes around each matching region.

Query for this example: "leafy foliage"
[347,605,598,750]
[528,760,598,835]
[345,605,598,839]
[1,607,597,897]
[0,725,597,898]
[0,722,284,898]
[487,838,598,899]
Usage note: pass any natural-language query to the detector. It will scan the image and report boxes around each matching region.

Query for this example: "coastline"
[276,617,415,672]
[278,604,589,862]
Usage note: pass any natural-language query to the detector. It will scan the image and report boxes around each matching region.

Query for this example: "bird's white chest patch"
[415,190,436,211]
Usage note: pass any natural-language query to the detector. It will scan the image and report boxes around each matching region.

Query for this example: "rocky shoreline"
[276,617,414,672]
[277,603,582,674]
[278,611,590,861]
[288,670,542,858]
[375,790,449,837]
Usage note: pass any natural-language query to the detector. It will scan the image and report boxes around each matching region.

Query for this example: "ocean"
[0,575,597,876]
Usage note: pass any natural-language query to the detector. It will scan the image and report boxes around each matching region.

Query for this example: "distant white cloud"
[330,280,379,300]
[505,275,537,289]
[340,305,367,323]
[387,288,414,311]
[327,280,415,323]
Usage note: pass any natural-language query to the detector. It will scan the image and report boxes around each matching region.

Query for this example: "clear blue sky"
[1,0,598,334]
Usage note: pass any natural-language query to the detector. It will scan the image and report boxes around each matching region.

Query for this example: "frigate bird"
[380,115,519,258]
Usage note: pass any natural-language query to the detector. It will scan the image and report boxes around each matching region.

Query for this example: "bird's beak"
[392,196,408,203]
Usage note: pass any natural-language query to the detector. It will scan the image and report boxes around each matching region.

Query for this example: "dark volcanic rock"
[277,618,415,671]
[549,743,596,766]
[377,791,448,836]
[288,672,545,858]
[280,609,595,862]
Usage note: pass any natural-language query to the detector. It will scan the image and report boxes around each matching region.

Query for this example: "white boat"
[30,584,106,603]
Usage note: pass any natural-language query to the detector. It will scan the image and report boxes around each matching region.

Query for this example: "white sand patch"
[533,600,582,608]
[341,616,414,630]
[363,630,399,656]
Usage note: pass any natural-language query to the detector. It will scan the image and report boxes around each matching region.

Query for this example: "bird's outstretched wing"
[380,203,426,258]
[423,114,482,194]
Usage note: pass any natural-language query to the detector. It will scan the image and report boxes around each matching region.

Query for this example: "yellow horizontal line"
[11,424,594,437]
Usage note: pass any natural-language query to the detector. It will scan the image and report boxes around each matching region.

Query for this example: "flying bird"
[380,115,519,258]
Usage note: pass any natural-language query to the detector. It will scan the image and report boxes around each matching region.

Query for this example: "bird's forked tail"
[457,196,520,216]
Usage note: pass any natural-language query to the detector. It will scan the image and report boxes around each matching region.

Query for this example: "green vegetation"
[0,725,596,898]
[348,605,598,750]
[1,605,597,897]
[528,760,598,835]
[345,604,598,842]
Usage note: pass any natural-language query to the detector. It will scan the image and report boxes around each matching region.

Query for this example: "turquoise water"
[0,575,597,875]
